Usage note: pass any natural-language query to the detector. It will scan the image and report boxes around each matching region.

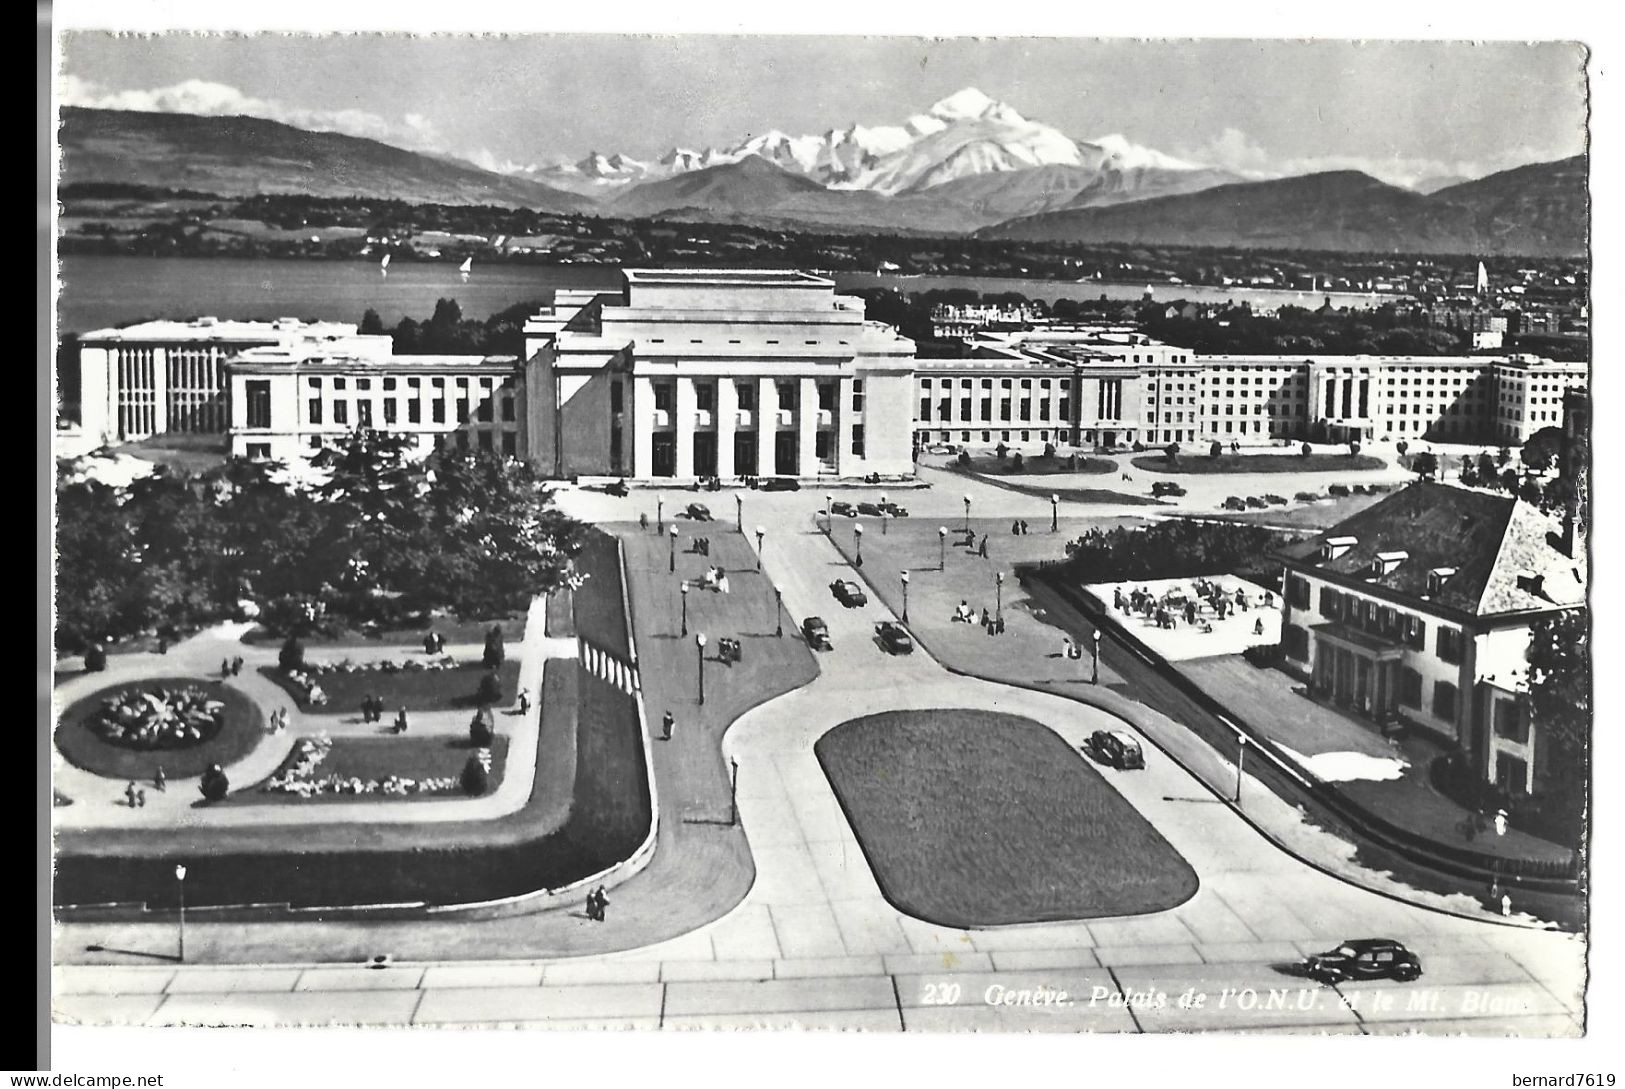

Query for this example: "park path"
[51,600,572,828]
[55,515,1584,1033]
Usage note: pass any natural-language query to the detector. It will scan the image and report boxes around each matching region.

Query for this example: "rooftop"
[1277,482,1586,618]
[79,317,361,343]
[622,269,833,288]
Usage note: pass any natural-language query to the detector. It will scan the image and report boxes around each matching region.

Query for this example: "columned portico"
[633,376,655,478]
[1310,622,1404,727]
[757,377,776,477]
[798,377,819,479]
[675,377,697,478]
[837,375,856,474]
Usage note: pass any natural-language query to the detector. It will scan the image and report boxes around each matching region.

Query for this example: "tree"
[469,706,495,747]
[1396,440,1410,458]
[359,308,385,336]
[1497,446,1512,468]
[1301,442,1312,457]
[460,753,490,796]
[1042,442,1056,458]
[1210,441,1223,459]
[199,764,230,802]
[1348,441,1361,458]
[1460,459,1479,487]
[279,635,306,672]
[995,443,1009,460]
[476,670,503,706]
[1522,426,1564,473]
[1411,451,1439,480]
[1500,469,1519,494]
[84,644,107,672]
[1527,609,1590,788]
[1518,476,1543,506]
[1164,443,1179,465]
[1478,452,1499,485]
[483,624,505,669]
[1012,452,1025,471]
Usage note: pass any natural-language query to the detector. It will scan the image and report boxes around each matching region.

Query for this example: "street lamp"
[938,526,948,571]
[755,526,766,573]
[1051,493,1059,533]
[1090,628,1102,684]
[881,509,890,536]
[853,523,864,567]
[669,524,678,573]
[680,581,689,637]
[656,498,664,534]
[1235,734,1247,804]
[963,494,972,533]
[695,633,707,705]
[996,571,1004,623]
[729,757,739,826]
[824,494,833,535]
[735,493,743,533]
[174,864,187,963]
[901,570,910,623]
[774,584,783,637]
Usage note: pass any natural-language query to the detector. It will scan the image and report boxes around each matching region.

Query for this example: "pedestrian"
[1253,617,1265,636]
[137,789,147,808]
[395,707,409,734]
[662,710,675,741]
[231,655,244,676]
[586,889,601,921]
[1012,520,1020,536]
[996,616,1006,635]
[639,512,649,530]
[518,688,531,715]
[978,536,989,559]
[125,781,139,808]
[1494,808,1508,836]
[595,886,610,922]
[157,634,168,655]
[1500,893,1512,917]
[981,607,991,628]
[1020,520,1029,535]
[154,766,166,792]
[424,632,437,656]
[221,658,231,678]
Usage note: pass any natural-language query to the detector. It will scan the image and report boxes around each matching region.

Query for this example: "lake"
[55,255,1399,335]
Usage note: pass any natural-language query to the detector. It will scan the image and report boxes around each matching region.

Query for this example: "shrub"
[1042,442,1056,458]
[1349,441,1362,458]
[199,764,230,802]
[84,644,107,673]
[482,625,505,669]
[1328,484,1351,497]
[470,707,495,747]
[1012,452,1025,470]
[995,443,1009,460]
[279,635,306,673]
[1210,441,1223,459]
[1300,442,1312,457]
[1245,496,1268,509]
[476,670,503,706]
[1294,491,1318,502]
[1396,440,1409,457]
[1131,441,1146,453]
[1164,443,1179,464]
[460,753,490,796]
[1222,496,1246,511]
[1242,643,1282,668]
[957,450,971,467]
[1264,494,1288,505]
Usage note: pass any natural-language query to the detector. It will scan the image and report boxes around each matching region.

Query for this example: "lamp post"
[773,584,783,637]
[174,864,187,963]
[754,526,765,573]
[824,494,832,535]
[735,493,743,533]
[880,494,888,535]
[901,571,910,624]
[729,757,739,826]
[963,494,972,533]
[695,633,707,705]
[996,571,1004,623]
[853,523,864,567]
[1235,734,1247,804]
[1091,628,1101,685]
[669,524,678,573]
[656,498,664,534]
[1051,493,1059,533]
[680,582,689,637]
[938,526,947,571]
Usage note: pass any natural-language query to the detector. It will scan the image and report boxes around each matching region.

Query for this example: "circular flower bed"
[55,677,266,781]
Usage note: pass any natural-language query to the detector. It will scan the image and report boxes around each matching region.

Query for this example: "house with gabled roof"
[1274,481,1586,795]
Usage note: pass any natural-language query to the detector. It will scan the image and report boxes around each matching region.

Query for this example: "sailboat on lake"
[459,257,473,280]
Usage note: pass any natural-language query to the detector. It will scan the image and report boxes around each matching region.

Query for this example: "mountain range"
[56,89,1587,256]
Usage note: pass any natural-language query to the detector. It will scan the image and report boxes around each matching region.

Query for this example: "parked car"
[801,616,832,650]
[683,503,713,521]
[875,621,914,654]
[829,500,857,517]
[830,579,868,607]
[856,501,884,516]
[1151,481,1187,498]
[762,477,801,492]
[879,501,910,517]
[1088,729,1146,770]
[1303,940,1423,984]
[604,479,629,497]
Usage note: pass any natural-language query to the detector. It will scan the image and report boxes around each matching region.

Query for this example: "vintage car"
[856,501,885,516]
[761,477,802,492]
[1088,729,1146,770]
[801,616,832,650]
[829,500,857,517]
[1303,940,1424,984]
[830,579,868,607]
[683,503,713,521]
[875,621,914,654]
[879,501,910,517]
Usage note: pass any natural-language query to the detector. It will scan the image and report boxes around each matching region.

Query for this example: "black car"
[856,501,884,517]
[830,579,868,607]
[829,501,857,517]
[876,621,914,654]
[604,479,629,497]
[1304,940,1423,984]
[801,616,832,650]
[683,503,713,521]
[879,501,910,517]
[1088,729,1145,770]
[762,477,801,492]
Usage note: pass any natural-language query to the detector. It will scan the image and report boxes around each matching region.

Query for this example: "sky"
[57,33,1589,187]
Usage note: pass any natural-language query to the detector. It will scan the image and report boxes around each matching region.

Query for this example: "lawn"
[967,474,1167,507]
[1131,453,1387,475]
[816,710,1198,926]
[55,677,265,780]
[258,660,521,715]
[222,736,511,806]
[240,614,527,649]
[949,455,1117,477]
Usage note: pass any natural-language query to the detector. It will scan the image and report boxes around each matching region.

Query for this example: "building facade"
[1274,482,1586,795]
[75,318,386,443]
[224,345,533,464]
[525,270,917,481]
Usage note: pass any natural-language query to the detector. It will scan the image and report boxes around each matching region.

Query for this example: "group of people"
[958,531,990,558]
[219,656,244,678]
[952,600,1007,635]
[267,706,291,734]
[1113,580,1273,637]
[360,694,411,734]
[123,778,152,808]
[693,536,713,556]
[1009,520,1033,535]
[585,885,611,922]
[700,566,731,594]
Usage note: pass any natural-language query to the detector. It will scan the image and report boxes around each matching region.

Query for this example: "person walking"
[125,781,139,808]
[978,536,989,559]
[395,707,410,735]
[518,688,531,715]
[585,888,602,922]
[1020,520,1030,535]
[662,710,675,741]
[221,658,231,679]
[154,766,166,792]
[594,886,610,922]
[231,656,244,676]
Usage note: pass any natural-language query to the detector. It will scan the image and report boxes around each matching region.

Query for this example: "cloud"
[60,75,450,157]
[1179,126,1545,191]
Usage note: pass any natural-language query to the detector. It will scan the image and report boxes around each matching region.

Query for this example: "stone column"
[798,376,819,478]
[757,377,776,475]
[675,376,697,479]
[716,377,738,479]
[837,375,857,475]
[632,375,655,479]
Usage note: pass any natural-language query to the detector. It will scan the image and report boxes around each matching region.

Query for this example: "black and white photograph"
[40,3,1609,1078]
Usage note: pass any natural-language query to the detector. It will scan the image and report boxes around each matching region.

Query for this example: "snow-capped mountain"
[517,87,1208,198]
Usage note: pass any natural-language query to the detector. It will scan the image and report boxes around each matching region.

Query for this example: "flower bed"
[86,684,225,749]
[280,656,461,706]
[260,660,520,715]
[55,678,265,780]
[232,735,511,805]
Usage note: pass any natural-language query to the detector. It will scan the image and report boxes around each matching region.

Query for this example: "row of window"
[1319,587,1428,649]
[649,379,864,415]
[247,429,520,459]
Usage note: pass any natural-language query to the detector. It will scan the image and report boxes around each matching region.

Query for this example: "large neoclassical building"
[522,269,918,480]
